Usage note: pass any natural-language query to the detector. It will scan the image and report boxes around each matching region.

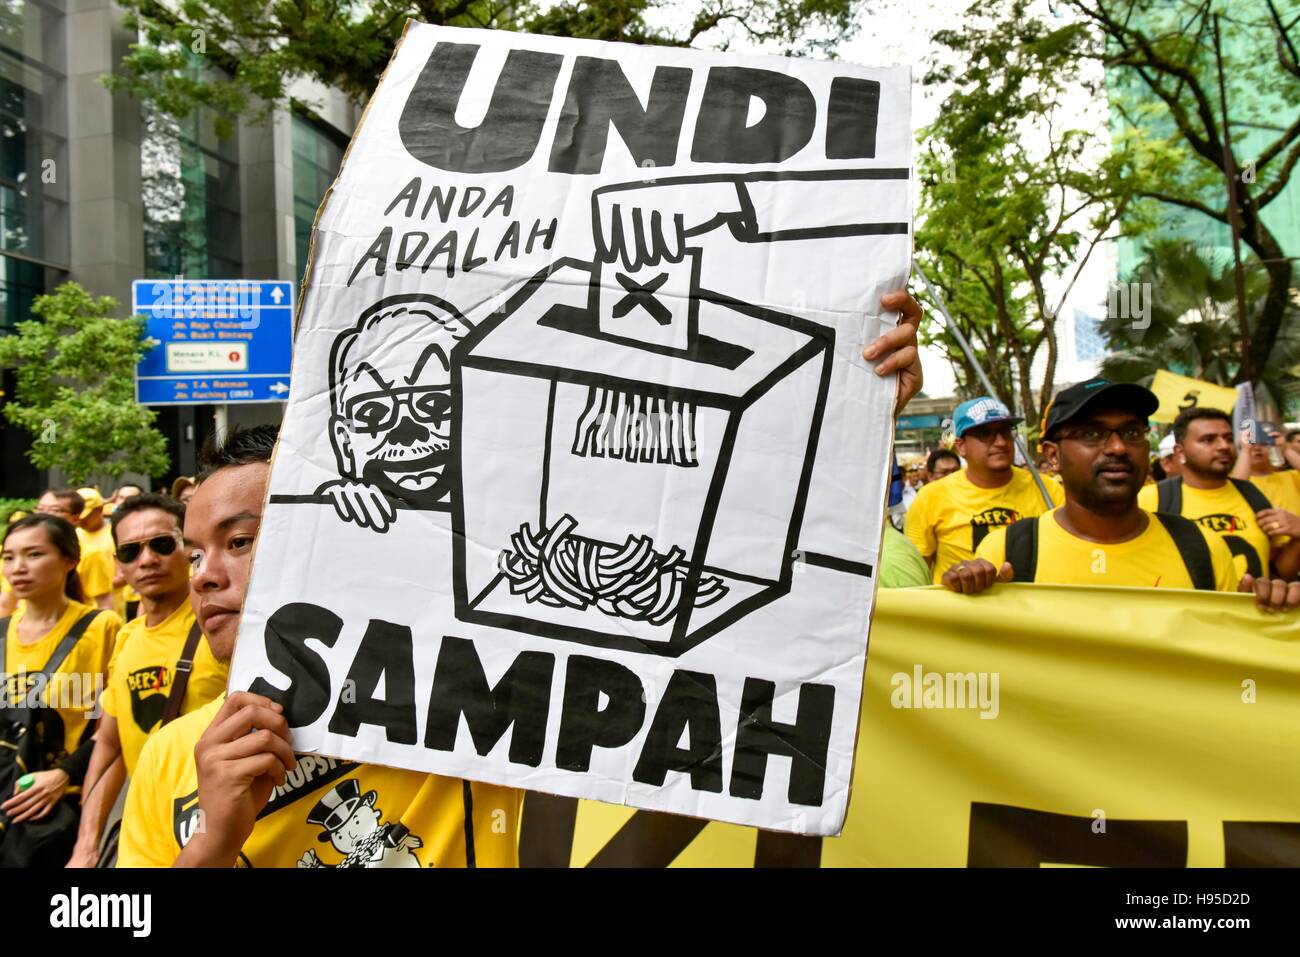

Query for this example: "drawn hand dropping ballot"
[450,170,906,655]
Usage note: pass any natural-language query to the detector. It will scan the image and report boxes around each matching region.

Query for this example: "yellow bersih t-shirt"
[100,601,228,776]
[4,601,122,771]
[1138,480,1279,579]
[976,509,1237,591]
[905,467,1063,584]
[118,695,523,868]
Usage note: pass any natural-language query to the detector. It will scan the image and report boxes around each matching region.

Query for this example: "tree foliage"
[916,0,1160,425]
[1066,0,1300,390]
[0,283,171,485]
[1057,0,1300,386]
[108,0,858,136]
[1100,240,1300,413]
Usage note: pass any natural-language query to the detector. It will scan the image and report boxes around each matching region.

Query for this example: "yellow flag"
[1149,370,1239,424]
[522,585,1300,867]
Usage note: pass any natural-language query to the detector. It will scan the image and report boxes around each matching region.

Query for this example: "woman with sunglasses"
[0,514,121,861]
[67,493,228,867]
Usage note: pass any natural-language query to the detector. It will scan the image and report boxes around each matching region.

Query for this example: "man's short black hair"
[197,424,280,481]
[1172,407,1232,445]
[926,448,960,473]
[46,488,84,516]
[110,492,185,545]
[1287,429,1300,443]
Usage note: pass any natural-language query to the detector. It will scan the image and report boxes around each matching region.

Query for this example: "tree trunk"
[1238,219,1293,386]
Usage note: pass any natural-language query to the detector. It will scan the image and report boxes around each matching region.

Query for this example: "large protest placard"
[229,22,912,834]
[520,586,1300,866]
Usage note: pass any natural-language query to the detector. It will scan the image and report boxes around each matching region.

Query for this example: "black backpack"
[1004,513,1218,590]
[0,610,101,867]
[1155,476,1272,516]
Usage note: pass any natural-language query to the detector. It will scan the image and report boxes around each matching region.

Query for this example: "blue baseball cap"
[952,396,1022,438]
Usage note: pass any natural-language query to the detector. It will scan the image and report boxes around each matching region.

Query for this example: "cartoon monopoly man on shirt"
[317,293,474,532]
[297,779,425,868]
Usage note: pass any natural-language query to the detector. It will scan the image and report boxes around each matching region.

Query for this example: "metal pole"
[913,262,1055,509]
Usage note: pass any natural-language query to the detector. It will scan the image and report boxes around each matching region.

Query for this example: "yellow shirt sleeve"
[78,550,115,600]
[974,524,1009,569]
[117,732,176,868]
[904,488,937,561]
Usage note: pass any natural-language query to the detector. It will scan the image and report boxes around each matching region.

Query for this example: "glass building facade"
[0,0,67,333]
[292,112,346,283]
[142,101,242,279]
[1109,3,1300,277]
[0,1,356,492]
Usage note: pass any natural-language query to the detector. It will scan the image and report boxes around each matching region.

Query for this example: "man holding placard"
[117,427,524,867]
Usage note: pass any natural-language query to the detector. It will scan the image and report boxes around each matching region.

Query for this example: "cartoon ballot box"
[451,253,833,658]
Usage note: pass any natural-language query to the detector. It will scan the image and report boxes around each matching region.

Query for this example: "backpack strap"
[1229,477,1272,514]
[41,610,102,679]
[1156,476,1183,515]
[0,610,98,680]
[1003,517,1039,583]
[161,621,204,727]
[1153,512,1216,591]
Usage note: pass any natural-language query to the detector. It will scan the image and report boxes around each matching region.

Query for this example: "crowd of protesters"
[1,289,1297,869]
[896,382,1300,611]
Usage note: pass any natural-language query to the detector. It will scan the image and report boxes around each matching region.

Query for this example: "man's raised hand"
[175,692,295,868]
[864,290,924,414]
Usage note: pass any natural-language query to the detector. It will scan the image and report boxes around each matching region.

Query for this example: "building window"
[0,0,68,271]
[292,113,346,283]
[0,254,43,332]
[142,101,242,279]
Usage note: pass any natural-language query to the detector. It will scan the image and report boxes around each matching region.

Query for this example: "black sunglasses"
[115,534,181,564]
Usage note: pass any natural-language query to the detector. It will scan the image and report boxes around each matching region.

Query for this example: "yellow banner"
[1149,370,1239,425]
[520,585,1300,866]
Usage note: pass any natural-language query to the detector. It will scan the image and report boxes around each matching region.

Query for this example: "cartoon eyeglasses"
[344,386,453,436]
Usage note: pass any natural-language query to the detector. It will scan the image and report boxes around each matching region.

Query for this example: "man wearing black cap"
[942,378,1300,611]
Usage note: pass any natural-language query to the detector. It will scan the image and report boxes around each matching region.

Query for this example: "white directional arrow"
[270,286,284,304]
[269,381,290,395]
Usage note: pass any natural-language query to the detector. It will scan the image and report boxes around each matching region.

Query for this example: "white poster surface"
[230,22,912,835]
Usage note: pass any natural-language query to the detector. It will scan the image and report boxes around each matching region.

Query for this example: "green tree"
[1052,1,1300,388]
[916,0,1161,425]
[108,0,857,135]
[1100,240,1300,413]
[0,283,171,485]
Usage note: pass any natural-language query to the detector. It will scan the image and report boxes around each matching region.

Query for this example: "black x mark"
[612,271,672,326]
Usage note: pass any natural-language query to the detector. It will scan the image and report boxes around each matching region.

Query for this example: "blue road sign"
[133,279,294,405]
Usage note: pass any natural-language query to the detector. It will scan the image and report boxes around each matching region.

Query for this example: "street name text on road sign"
[134,279,294,406]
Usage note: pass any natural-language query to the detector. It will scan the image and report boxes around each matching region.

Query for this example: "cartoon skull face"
[330,297,473,507]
